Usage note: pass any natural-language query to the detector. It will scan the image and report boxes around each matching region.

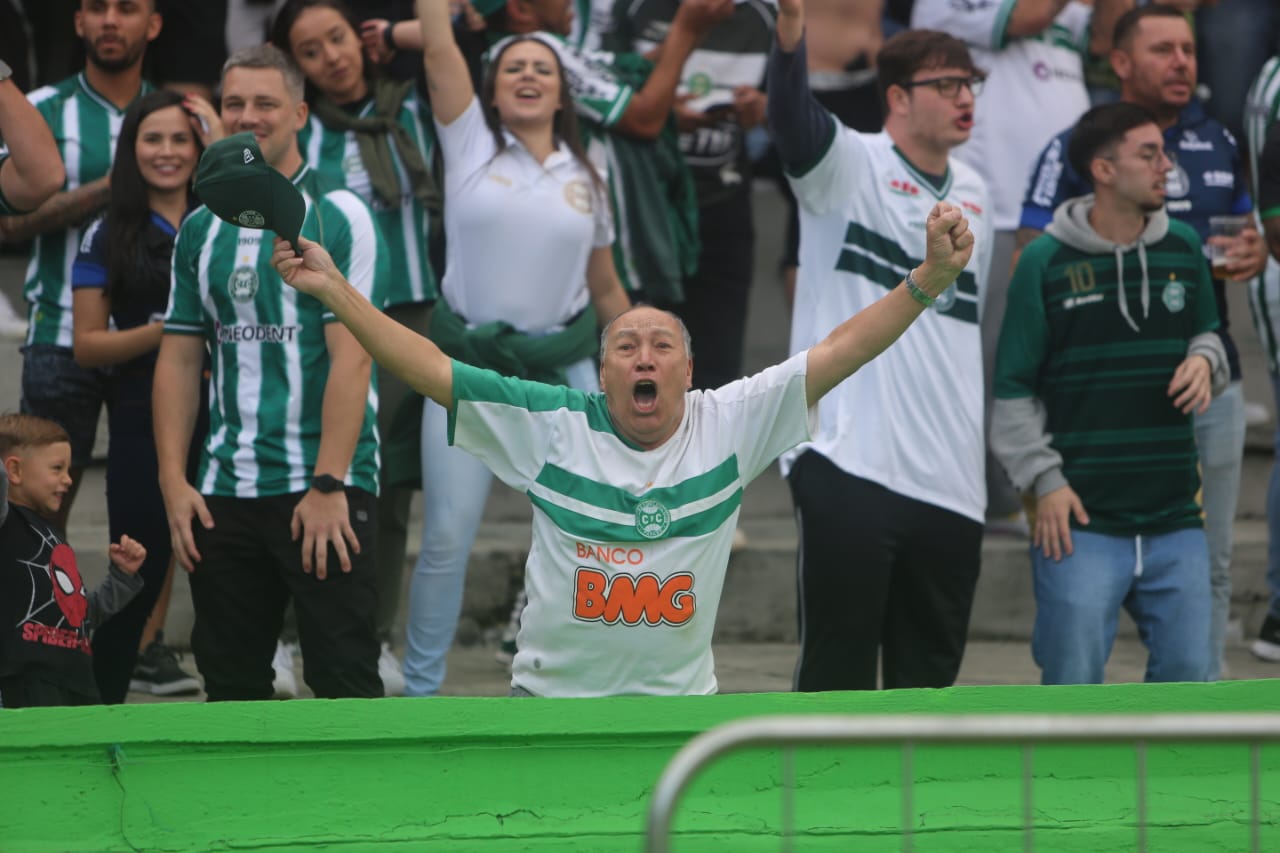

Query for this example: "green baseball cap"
[194,132,305,247]
[470,0,506,17]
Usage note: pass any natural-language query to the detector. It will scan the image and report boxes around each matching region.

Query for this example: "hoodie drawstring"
[1114,242,1152,334]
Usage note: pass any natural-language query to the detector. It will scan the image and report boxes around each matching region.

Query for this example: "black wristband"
[383,20,399,51]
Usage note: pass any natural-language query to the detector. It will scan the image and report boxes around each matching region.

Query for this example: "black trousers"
[189,490,381,701]
[788,451,983,691]
[92,366,207,704]
[0,674,97,709]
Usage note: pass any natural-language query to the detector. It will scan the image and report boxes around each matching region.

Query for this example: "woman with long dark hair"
[71,89,209,703]
[270,0,441,696]
[400,0,630,696]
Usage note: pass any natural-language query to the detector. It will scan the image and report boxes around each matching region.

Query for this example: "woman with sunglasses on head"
[70,89,213,703]
[401,0,630,696]
[271,0,442,697]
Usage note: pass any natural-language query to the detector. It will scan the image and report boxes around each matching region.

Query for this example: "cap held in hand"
[194,132,305,248]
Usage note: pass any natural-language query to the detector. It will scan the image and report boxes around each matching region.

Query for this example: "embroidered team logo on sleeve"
[634,498,671,539]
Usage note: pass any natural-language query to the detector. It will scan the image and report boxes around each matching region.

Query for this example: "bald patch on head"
[599,305,692,360]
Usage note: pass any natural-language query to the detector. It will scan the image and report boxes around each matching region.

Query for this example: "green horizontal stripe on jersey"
[1067,450,1199,468]
[535,455,740,516]
[1046,339,1189,364]
[528,486,743,541]
[1045,251,1198,277]
[1046,365,1184,385]
[842,222,978,296]
[836,248,978,324]
[1052,425,1194,448]
[453,363,619,438]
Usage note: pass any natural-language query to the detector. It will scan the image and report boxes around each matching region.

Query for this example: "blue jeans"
[1032,528,1212,685]
[402,357,599,697]
[1194,381,1245,680]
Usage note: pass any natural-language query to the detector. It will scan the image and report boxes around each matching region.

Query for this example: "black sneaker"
[1250,615,1280,663]
[130,632,202,695]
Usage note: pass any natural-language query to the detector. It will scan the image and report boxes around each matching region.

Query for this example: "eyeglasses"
[898,75,985,99]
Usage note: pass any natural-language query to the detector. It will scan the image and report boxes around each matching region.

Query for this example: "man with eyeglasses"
[1017,4,1267,682]
[910,0,1097,530]
[767,9,993,690]
[992,101,1226,685]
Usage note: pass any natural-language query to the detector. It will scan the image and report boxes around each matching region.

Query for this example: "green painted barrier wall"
[2,681,1279,851]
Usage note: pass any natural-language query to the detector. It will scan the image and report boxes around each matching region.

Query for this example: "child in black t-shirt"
[0,414,146,708]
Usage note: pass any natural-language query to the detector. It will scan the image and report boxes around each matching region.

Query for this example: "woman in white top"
[405,0,630,696]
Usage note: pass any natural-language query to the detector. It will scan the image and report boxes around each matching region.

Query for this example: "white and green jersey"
[781,129,993,523]
[1245,56,1280,371]
[19,73,153,347]
[298,91,439,307]
[912,0,1091,230]
[165,166,388,498]
[449,352,815,697]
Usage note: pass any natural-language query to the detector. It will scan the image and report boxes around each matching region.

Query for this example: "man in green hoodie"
[991,101,1227,686]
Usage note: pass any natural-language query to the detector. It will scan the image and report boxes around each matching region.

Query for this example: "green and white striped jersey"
[20,73,153,347]
[448,352,814,696]
[298,92,439,307]
[1245,57,1280,371]
[165,165,388,498]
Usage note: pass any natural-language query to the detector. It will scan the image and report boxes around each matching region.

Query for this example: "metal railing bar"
[1135,740,1147,853]
[646,714,1280,853]
[1022,743,1034,853]
[782,746,794,853]
[902,741,914,853]
[1253,741,1262,853]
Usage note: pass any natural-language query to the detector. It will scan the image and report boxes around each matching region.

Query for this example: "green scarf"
[430,299,599,387]
[311,78,440,214]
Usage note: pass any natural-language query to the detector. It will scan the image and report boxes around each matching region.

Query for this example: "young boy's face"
[6,442,74,518]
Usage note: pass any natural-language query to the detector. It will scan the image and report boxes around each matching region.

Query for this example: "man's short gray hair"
[222,44,306,103]
[599,305,693,360]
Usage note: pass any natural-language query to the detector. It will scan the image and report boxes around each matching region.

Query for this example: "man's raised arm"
[271,237,455,410]
[765,0,836,176]
[804,202,975,404]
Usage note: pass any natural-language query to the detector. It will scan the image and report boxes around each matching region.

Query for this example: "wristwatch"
[0,60,12,85]
[311,473,344,494]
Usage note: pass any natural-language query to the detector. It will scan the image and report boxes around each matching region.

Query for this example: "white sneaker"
[272,641,298,699]
[378,642,405,697]
[1250,638,1280,663]
[1245,400,1272,428]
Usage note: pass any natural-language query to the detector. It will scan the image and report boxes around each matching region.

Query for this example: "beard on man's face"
[85,36,146,73]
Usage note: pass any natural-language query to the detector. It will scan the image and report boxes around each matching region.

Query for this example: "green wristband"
[905,268,935,307]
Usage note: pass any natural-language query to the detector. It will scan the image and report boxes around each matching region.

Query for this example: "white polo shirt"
[436,98,613,332]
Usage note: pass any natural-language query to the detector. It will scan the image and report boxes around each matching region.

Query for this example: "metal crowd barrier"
[646,713,1280,853]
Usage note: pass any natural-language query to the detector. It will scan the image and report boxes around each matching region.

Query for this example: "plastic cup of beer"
[1209,214,1250,278]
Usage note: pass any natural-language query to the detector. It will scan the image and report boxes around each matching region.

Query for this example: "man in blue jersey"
[1016,4,1268,681]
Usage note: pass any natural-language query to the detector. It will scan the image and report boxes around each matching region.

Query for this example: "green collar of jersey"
[891,145,953,199]
[76,71,150,115]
